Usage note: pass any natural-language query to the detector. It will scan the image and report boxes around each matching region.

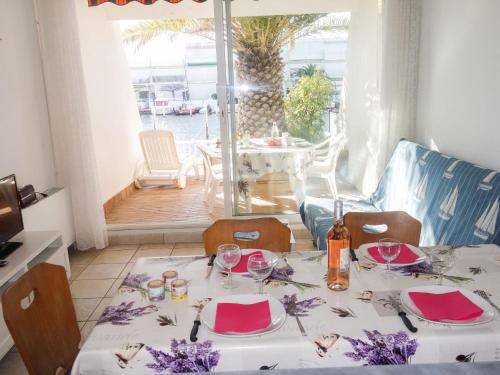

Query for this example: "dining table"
[203,137,314,212]
[72,244,500,374]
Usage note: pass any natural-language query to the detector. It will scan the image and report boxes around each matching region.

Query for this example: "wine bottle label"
[340,247,350,273]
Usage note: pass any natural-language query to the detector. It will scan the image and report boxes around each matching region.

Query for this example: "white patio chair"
[196,143,223,213]
[307,134,347,199]
[135,130,199,189]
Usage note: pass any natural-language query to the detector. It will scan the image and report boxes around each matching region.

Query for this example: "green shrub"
[285,71,333,143]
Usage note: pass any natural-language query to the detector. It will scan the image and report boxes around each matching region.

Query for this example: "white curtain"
[378,0,422,167]
[343,0,421,195]
[34,0,108,249]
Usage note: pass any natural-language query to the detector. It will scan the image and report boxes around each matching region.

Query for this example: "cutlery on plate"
[190,303,204,342]
[350,249,361,272]
[206,254,216,278]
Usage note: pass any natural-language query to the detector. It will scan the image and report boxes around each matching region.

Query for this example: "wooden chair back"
[2,263,80,375]
[344,211,421,249]
[203,218,291,255]
[140,130,181,171]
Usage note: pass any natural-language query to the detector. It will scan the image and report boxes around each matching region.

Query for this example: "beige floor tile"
[0,347,28,375]
[173,242,204,249]
[78,321,85,329]
[77,263,126,280]
[80,320,98,346]
[69,249,100,266]
[132,247,173,261]
[171,246,206,256]
[69,264,87,281]
[295,239,316,251]
[103,244,140,251]
[89,297,113,321]
[118,262,136,278]
[138,243,175,250]
[73,298,101,321]
[92,249,136,264]
[71,279,115,298]
[106,278,125,297]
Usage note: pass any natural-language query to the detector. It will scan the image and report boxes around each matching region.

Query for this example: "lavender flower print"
[97,301,158,326]
[344,330,418,365]
[395,263,473,284]
[266,265,320,292]
[280,294,326,317]
[120,273,152,297]
[146,339,220,373]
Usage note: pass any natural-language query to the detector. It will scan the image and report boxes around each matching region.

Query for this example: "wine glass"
[247,253,278,294]
[217,244,241,289]
[430,250,456,285]
[378,238,401,279]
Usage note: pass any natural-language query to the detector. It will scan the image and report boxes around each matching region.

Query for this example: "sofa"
[300,139,500,250]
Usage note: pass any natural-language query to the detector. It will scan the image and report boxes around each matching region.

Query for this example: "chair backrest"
[139,130,181,171]
[325,135,347,168]
[2,263,80,375]
[196,143,219,180]
[344,211,422,250]
[203,218,291,255]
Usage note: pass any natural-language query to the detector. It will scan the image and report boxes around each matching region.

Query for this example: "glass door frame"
[213,0,312,224]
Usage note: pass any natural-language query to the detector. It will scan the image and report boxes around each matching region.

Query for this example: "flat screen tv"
[0,174,24,258]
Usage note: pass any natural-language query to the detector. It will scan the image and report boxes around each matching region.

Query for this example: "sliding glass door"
[215,0,350,217]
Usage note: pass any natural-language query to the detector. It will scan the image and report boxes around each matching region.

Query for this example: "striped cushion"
[301,139,500,249]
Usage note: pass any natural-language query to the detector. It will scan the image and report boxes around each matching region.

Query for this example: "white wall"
[0,0,56,191]
[343,0,381,196]
[75,0,142,203]
[417,0,500,171]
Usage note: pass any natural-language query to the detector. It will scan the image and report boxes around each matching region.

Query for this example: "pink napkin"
[214,301,271,333]
[227,251,263,273]
[367,244,419,264]
[409,291,484,321]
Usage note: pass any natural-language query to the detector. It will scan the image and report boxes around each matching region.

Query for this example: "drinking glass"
[378,238,401,279]
[247,253,278,294]
[430,251,456,285]
[217,244,242,289]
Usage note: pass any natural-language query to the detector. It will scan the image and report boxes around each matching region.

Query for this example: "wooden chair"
[344,211,422,250]
[2,263,80,375]
[203,218,291,255]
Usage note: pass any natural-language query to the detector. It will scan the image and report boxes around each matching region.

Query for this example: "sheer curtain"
[343,0,421,195]
[34,0,108,249]
[378,0,422,168]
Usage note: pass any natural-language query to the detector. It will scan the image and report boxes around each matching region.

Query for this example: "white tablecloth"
[73,245,500,374]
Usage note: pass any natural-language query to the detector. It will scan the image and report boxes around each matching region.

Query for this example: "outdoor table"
[206,138,314,211]
[72,245,500,374]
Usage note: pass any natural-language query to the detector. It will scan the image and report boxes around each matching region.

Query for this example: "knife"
[350,249,361,272]
[190,304,204,342]
[205,254,216,278]
[387,295,418,333]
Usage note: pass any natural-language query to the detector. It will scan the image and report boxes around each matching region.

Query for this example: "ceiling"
[100,0,359,20]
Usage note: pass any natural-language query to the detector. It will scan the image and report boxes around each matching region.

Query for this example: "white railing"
[176,139,215,161]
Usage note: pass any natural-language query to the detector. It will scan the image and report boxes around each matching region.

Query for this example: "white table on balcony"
[204,138,314,212]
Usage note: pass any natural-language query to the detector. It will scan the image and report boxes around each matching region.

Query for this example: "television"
[0,174,24,258]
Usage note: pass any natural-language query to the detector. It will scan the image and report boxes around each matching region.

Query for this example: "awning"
[88,0,208,6]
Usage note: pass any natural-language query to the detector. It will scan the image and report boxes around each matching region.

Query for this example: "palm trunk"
[235,47,287,138]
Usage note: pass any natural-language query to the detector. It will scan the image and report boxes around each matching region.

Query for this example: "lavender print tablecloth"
[72,245,500,374]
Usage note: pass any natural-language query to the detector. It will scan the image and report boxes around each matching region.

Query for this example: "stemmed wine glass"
[247,253,278,294]
[217,244,242,289]
[430,250,456,285]
[378,238,401,279]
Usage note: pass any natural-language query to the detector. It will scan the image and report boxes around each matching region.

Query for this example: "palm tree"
[123,14,349,137]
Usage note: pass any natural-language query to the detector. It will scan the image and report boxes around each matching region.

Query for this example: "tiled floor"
[0,233,316,374]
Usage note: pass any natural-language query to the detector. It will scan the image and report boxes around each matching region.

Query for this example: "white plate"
[358,242,427,267]
[215,248,276,275]
[400,285,495,326]
[200,294,286,337]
